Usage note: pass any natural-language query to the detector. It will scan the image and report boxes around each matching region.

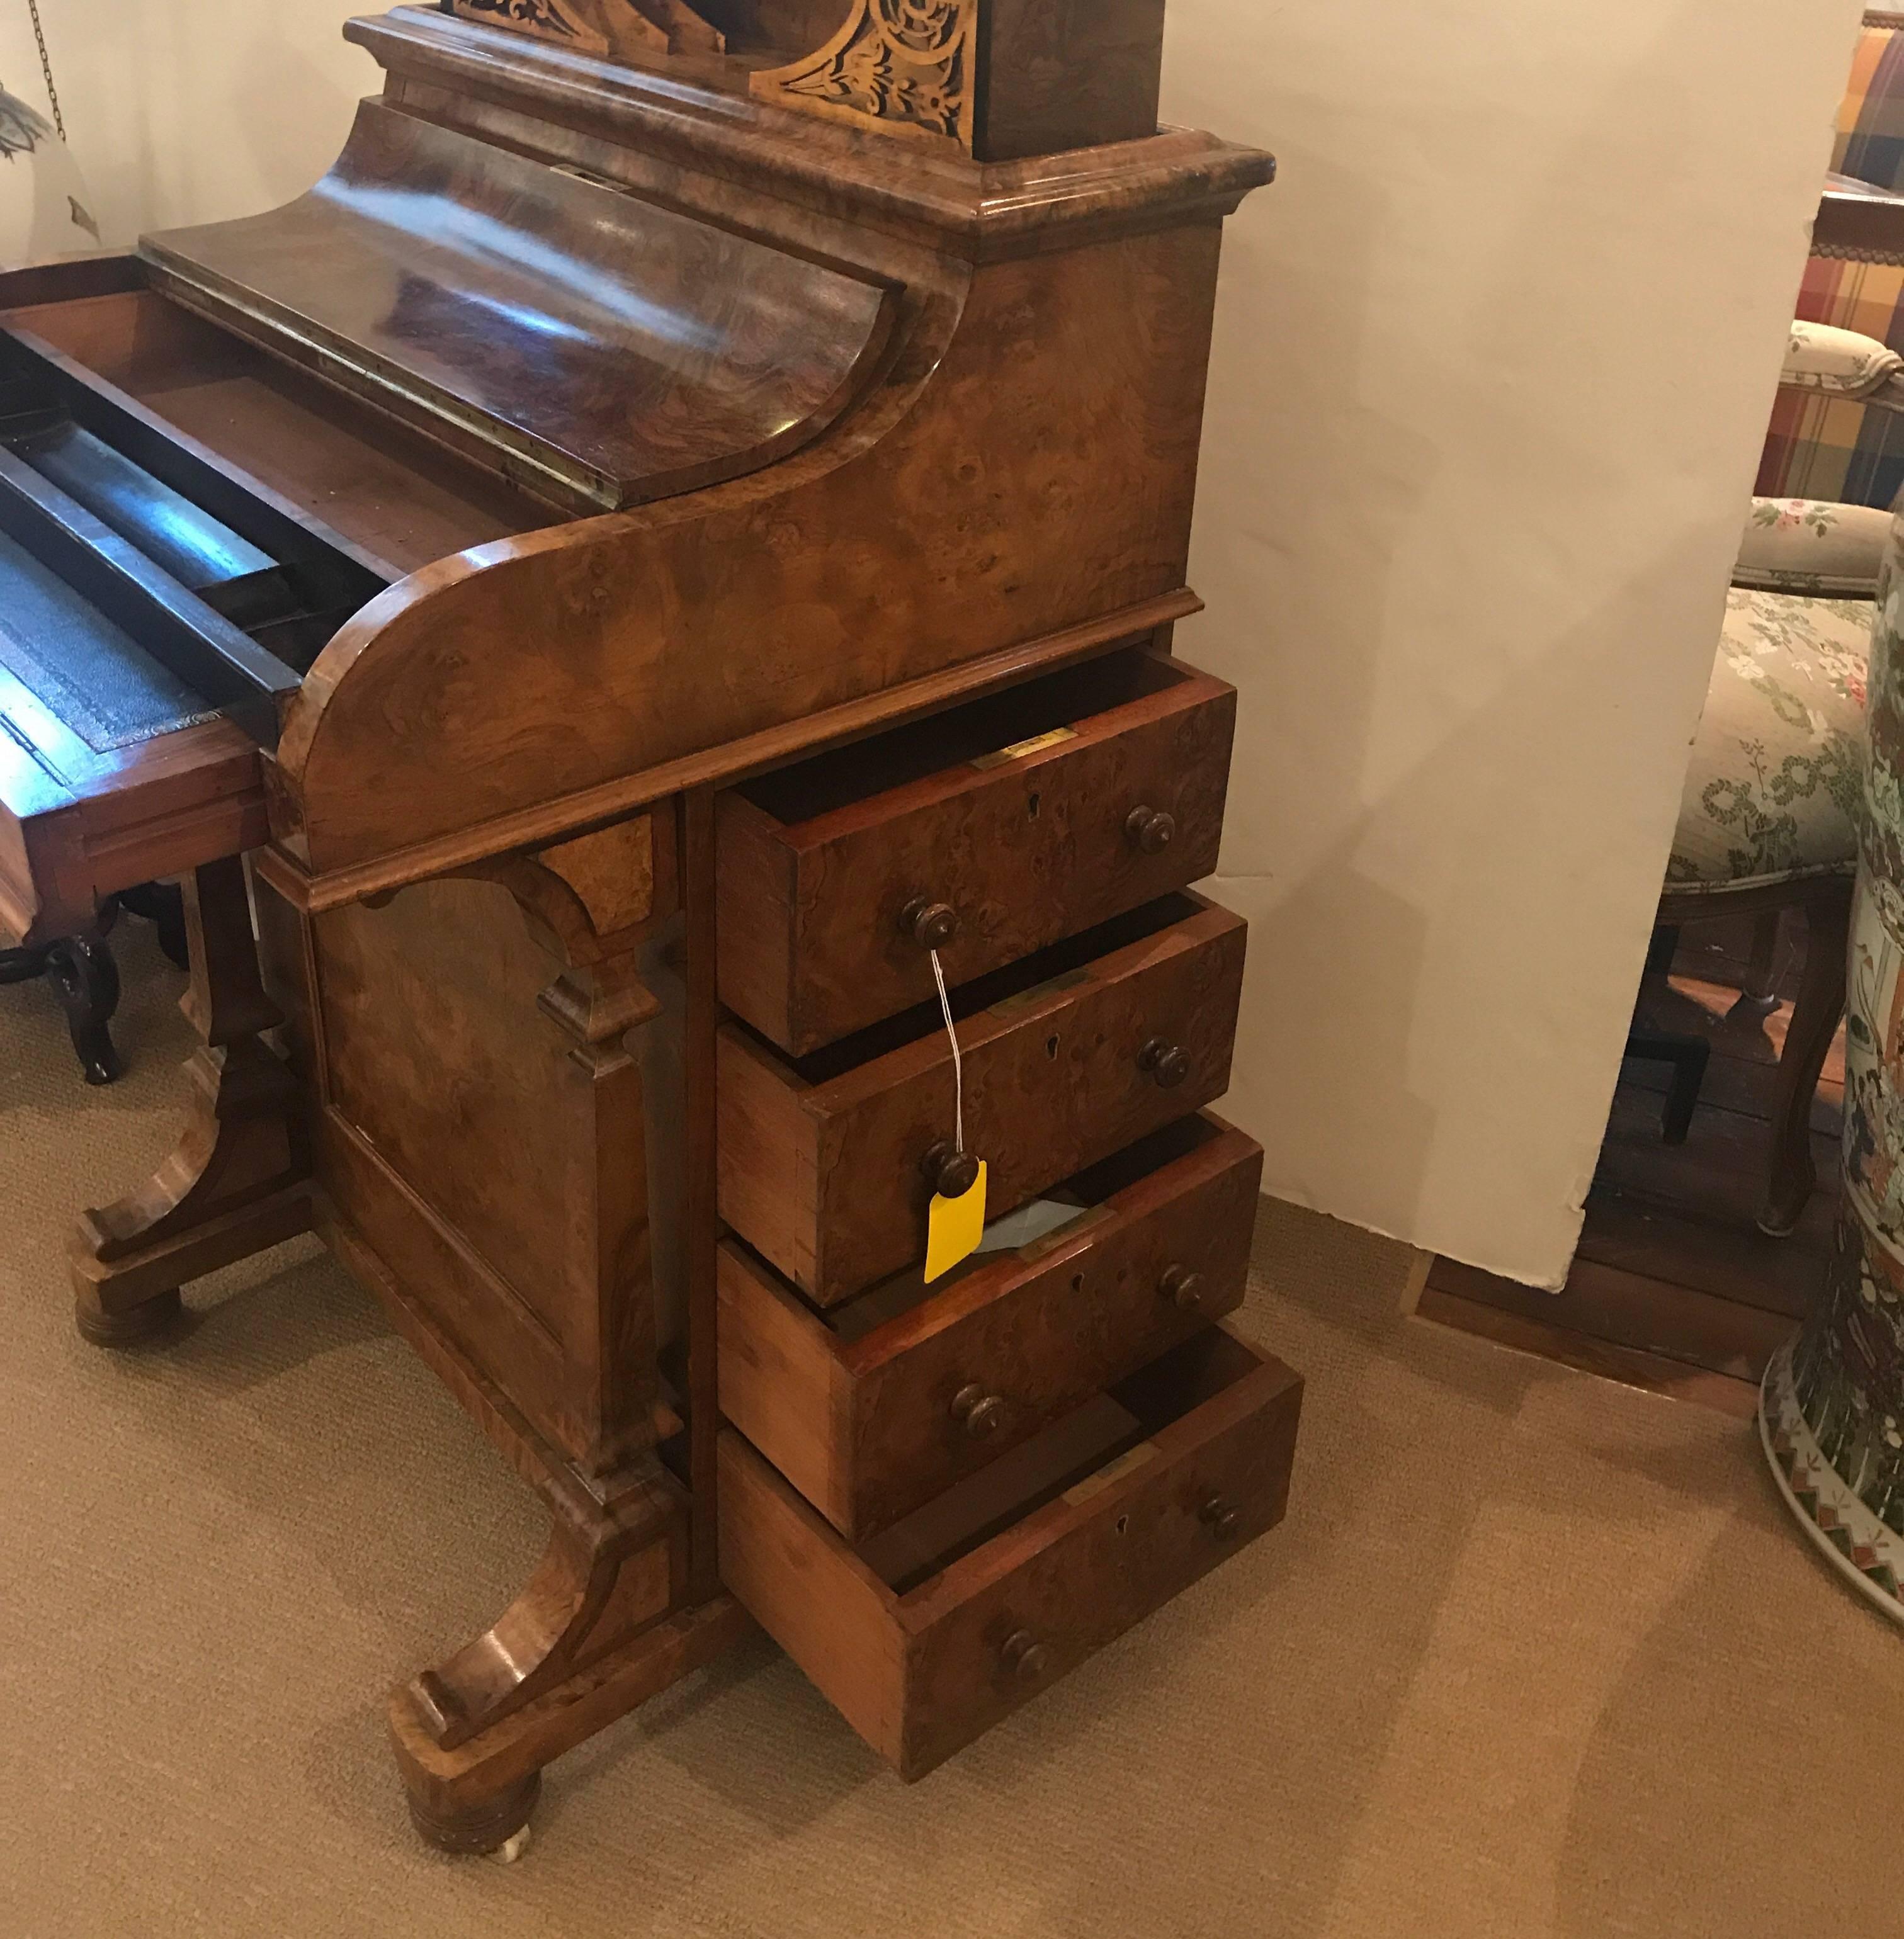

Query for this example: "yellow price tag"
[925,1160,988,1285]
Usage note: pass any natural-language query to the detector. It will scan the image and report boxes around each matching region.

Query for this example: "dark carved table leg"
[1,929,124,1085]
[116,879,191,970]
[0,941,50,984]
[45,932,123,1086]
[71,856,314,1345]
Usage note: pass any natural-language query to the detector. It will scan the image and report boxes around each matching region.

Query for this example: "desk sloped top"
[140,101,898,515]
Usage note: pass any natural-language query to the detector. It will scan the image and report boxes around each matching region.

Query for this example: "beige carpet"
[2,923,1898,1939]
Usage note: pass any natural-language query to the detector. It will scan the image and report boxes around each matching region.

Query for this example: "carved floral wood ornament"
[751,0,975,147]
[446,0,984,147]
[451,0,727,60]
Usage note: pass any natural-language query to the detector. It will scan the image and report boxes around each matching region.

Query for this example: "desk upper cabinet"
[445,0,1169,159]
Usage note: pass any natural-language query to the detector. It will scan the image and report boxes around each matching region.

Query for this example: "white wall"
[3,1,1872,1286]
[1169,0,1872,1284]
[0,1,366,246]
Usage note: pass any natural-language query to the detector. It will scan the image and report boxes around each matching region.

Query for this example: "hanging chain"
[24,0,64,142]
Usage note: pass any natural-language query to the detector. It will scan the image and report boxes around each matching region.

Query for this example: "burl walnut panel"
[312,876,657,1474]
[718,1326,1304,1780]
[717,648,1238,1054]
[717,1114,1264,1537]
[975,0,1168,162]
[716,894,1248,1305]
[278,220,1232,874]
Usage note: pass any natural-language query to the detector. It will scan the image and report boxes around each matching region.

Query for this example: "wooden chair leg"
[1759,879,1852,1237]
[1735,908,1784,1017]
[1626,1028,1710,1143]
[1643,924,1680,980]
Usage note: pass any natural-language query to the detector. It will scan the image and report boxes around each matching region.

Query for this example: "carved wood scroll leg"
[392,1592,751,1857]
[391,1472,748,1855]
[69,856,314,1345]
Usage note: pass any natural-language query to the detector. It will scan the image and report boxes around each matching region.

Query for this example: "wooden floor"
[1422,912,1842,1418]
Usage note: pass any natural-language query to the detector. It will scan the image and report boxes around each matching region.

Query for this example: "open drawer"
[717,645,1237,1054]
[719,1325,1303,1780]
[718,1114,1264,1539]
[717,892,1249,1306]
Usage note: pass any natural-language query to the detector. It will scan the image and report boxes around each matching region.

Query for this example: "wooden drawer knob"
[951,1383,1012,1439]
[1125,805,1177,854]
[1199,1495,1240,1542]
[900,896,960,950]
[1159,1265,1205,1312]
[1138,1037,1191,1088]
[922,1139,981,1201]
[1000,1629,1052,1683]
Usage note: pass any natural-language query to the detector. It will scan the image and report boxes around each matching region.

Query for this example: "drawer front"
[717,895,1248,1306]
[718,1116,1264,1539]
[718,1326,1303,1780]
[717,650,1237,1054]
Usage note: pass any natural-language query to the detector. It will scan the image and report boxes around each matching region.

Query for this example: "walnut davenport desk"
[0,1,1300,1854]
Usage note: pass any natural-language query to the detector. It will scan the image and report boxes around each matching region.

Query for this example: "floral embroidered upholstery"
[1733,497,1893,597]
[1665,587,1871,895]
[1782,319,1904,398]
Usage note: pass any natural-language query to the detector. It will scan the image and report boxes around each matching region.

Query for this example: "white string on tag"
[929,947,964,1159]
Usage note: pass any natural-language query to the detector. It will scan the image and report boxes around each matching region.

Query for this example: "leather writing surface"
[0,530,212,751]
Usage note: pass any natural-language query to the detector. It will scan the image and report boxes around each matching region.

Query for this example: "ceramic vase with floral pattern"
[1764,529,1904,1617]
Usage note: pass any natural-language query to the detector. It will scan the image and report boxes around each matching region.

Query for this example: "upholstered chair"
[1653,323,1904,1233]
[1832,13,1904,195]
[1759,10,1904,509]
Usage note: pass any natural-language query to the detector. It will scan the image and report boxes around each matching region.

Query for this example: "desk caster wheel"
[487,1824,533,1865]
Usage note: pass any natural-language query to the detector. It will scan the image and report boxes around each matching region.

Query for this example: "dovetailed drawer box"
[716,647,1237,1055]
[716,892,1247,1307]
[719,1325,1303,1780]
[718,1113,1264,1540]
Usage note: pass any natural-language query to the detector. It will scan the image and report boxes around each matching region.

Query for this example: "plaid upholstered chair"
[1759,11,1904,508]
[1657,323,1904,1234]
